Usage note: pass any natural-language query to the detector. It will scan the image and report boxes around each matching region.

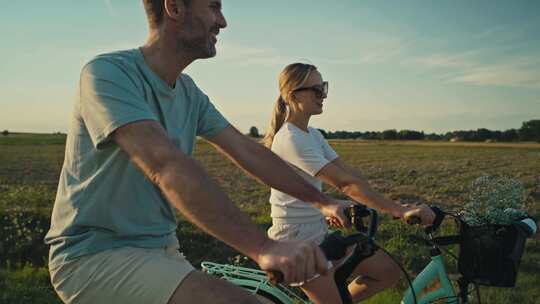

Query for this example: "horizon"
[1,1,540,134]
[2,120,534,137]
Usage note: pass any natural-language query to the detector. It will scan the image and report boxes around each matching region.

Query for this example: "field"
[0,133,539,303]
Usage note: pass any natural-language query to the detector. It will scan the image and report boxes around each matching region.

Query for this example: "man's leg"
[347,250,401,302]
[50,246,261,304]
[168,270,260,304]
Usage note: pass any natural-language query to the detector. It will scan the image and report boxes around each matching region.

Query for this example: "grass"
[0,133,539,303]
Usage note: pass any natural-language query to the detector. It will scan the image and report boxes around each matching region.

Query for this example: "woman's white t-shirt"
[269,122,339,223]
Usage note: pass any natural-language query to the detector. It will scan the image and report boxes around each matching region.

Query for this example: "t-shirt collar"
[285,122,310,135]
[135,48,179,99]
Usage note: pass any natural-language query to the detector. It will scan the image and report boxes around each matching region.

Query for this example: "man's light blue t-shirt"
[45,49,229,268]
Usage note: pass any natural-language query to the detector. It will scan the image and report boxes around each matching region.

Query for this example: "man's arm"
[207,126,349,226]
[113,120,327,283]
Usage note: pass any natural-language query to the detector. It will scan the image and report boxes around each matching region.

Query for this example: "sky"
[1,0,539,134]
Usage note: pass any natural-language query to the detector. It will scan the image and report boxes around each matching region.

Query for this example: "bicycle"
[201,205,537,304]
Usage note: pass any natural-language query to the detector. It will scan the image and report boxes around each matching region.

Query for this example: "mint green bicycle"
[202,205,537,304]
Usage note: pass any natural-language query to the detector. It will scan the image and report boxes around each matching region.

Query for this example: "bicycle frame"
[401,252,456,304]
[201,261,305,304]
[203,254,458,304]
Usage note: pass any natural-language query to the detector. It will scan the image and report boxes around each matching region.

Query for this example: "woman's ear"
[286,93,298,112]
[288,91,297,103]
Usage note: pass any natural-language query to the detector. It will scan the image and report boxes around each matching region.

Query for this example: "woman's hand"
[401,203,435,227]
[319,199,351,229]
[326,217,341,228]
[326,200,353,228]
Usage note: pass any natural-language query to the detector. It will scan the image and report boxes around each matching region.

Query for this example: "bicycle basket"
[458,221,528,287]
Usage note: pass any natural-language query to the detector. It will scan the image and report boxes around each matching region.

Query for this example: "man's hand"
[256,239,328,285]
[401,203,435,226]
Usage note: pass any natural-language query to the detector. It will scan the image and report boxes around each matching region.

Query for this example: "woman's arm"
[206,125,349,227]
[316,158,434,225]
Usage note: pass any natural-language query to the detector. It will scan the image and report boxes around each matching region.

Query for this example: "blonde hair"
[262,63,317,148]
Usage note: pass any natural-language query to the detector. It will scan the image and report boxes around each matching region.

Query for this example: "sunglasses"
[293,81,329,98]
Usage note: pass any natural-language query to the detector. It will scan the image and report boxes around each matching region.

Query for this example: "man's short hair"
[142,0,192,29]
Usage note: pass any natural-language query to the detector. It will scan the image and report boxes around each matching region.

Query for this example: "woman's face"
[291,70,328,116]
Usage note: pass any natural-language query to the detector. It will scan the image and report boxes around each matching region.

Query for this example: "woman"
[262,63,435,304]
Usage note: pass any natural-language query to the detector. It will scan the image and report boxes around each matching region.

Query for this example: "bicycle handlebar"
[406,206,446,233]
[267,204,378,285]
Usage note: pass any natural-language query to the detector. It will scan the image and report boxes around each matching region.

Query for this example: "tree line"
[248,120,540,142]
[4,120,538,143]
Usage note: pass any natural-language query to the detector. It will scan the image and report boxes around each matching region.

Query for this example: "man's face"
[177,0,227,59]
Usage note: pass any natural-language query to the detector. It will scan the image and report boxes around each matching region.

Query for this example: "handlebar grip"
[409,206,446,233]
[406,216,421,225]
[266,270,283,285]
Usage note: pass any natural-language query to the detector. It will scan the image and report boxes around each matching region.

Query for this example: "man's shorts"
[49,245,195,304]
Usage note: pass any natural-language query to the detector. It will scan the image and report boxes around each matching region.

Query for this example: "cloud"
[216,43,296,67]
[407,51,479,69]
[217,31,416,68]
[304,35,416,67]
[410,49,540,89]
[448,63,540,89]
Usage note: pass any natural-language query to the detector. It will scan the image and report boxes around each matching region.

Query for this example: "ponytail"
[262,96,287,148]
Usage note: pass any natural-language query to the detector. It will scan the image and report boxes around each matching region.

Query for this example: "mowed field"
[0,133,539,303]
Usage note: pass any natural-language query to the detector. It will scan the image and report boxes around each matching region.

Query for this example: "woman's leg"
[300,269,343,304]
[347,250,401,302]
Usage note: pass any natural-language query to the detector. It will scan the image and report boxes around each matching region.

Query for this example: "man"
[45,1,354,303]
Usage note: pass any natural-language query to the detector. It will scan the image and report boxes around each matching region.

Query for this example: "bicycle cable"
[374,242,419,304]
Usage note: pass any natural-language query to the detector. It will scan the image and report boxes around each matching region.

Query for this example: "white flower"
[460,176,528,226]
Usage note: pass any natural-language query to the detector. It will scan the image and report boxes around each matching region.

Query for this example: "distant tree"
[475,128,493,141]
[248,126,260,138]
[492,130,502,142]
[333,130,354,139]
[363,131,380,140]
[351,131,364,139]
[2,130,8,136]
[398,130,425,140]
[317,128,328,139]
[501,129,519,142]
[519,120,540,142]
[425,133,443,141]
[381,129,398,140]
[443,132,454,141]
[451,130,475,141]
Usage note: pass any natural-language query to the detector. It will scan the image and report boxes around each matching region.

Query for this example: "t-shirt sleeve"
[190,79,229,139]
[79,59,157,149]
[320,135,339,161]
[279,133,333,176]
